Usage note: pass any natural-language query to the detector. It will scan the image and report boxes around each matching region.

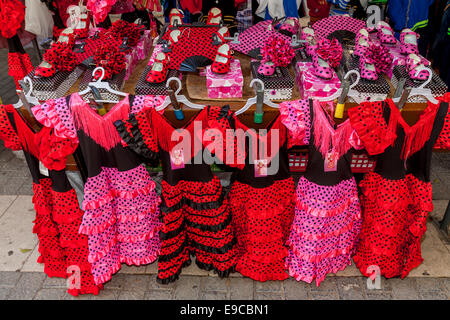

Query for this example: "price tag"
[39,161,49,177]
[254,159,268,177]
[324,151,338,172]
[170,148,185,170]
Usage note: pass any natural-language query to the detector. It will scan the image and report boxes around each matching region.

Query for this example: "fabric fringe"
[70,93,130,151]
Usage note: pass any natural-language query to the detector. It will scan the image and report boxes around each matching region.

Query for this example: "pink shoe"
[354,29,371,57]
[359,57,378,81]
[312,50,333,80]
[279,17,299,36]
[400,29,419,55]
[376,21,396,44]
[301,27,316,57]
[406,53,430,80]
[257,61,275,76]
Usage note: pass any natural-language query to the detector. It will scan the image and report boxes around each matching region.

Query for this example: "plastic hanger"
[156,77,205,120]
[13,76,40,112]
[235,79,279,124]
[392,67,439,105]
[78,67,127,103]
[315,70,365,118]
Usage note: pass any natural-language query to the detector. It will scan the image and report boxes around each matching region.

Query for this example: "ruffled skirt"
[228,177,295,281]
[32,178,102,296]
[286,176,362,286]
[353,172,433,279]
[157,175,237,284]
[79,165,162,285]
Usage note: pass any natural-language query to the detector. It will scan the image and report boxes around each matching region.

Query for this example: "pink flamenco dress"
[31,93,163,286]
[280,99,363,286]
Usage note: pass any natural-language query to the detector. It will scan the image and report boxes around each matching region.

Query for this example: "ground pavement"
[0,47,449,300]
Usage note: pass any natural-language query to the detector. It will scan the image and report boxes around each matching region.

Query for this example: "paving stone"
[201,277,228,292]
[148,277,177,290]
[201,291,228,300]
[144,290,173,300]
[283,279,309,300]
[173,276,200,299]
[229,278,253,300]
[119,265,147,274]
[415,278,445,293]
[0,271,21,287]
[336,277,366,300]
[118,290,145,300]
[0,287,11,299]
[309,291,339,300]
[103,273,127,290]
[365,292,393,300]
[62,292,93,300]
[255,280,282,293]
[440,278,450,294]
[43,277,67,289]
[118,274,150,293]
[91,289,121,300]
[389,278,420,300]
[7,272,46,300]
[309,277,338,293]
[34,288,66,300]
[255,292,285,300]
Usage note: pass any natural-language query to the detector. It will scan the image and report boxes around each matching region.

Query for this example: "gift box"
[135,66,182,96]
[250,62,294,100]
[206,59,243,99]
[391,65,448,103]
[26,68,84,101]
[342,52,391,102]
[78,68,126,102]
[295,61,341,99]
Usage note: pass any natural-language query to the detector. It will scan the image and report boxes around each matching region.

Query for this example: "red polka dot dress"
[206,106,295,281]
[115,106,237,284]
[0,104,101,296]
[348,94,450,279]
[31,94,163,286]
[280,99,363,286]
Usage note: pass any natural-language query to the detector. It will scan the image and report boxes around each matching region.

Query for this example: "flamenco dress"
[31,93,162,285]
[115,106,238,284]
[347,94,450,279]
[208,106,296,281]
[280,99,363,286]
[0,104,101,296]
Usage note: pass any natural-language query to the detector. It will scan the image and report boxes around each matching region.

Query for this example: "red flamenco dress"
[348,94,450,279]
[207,106,296,281]
[115,106,238,283]
[0,0,33,89]
[0,104,101,296]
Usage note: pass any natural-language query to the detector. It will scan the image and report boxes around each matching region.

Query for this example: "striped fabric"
[328,0,351,10]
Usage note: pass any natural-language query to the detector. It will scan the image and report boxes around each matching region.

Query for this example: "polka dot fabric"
[0,105,21,151]
[312,16,365,40]
[228,178,295,281]
[279,99,311,148]
[79,165,162,285]
[157,176,237,284]
[286,176,362,286]
[434,104,450,150]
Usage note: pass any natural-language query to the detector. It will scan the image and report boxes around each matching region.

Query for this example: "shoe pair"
[146,52,171,83]
[34,28,76,78]
[353,28,378,80]
[406,53,431,81]
[300,27,316,57]
[278,17,300,36]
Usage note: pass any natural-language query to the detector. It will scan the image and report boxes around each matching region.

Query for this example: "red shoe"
[207,7,222,25]
[73,13,90,39]
[212,26,230,45]
[211,44,232,74]
[146,52,170,83]
[34,61,56,78]
[169,8,184,27]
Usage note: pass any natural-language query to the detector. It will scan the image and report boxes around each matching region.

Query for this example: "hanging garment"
[280,99,363,286]
[24,0,54,38]
[115,106,238,284]
[208,106,296,281]
[0,0,25,38]
[7,35,33,89]
[347,94,450,279]
[0,104,102,296]
[31,94,162,285]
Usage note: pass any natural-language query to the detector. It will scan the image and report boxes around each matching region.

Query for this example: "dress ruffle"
[32,179,101,296]
[79,165,161,285]
[229,177,295,282]
[279,99,311,147]
[0,0,25,38]
[286,176,362,286]
[353,172,433,279]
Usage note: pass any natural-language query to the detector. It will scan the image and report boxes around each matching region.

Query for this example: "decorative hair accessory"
[43,37,77,72]
[365,43,393,74]
[260,34,295,68]
[108,20,145,47]
[93,39,126,80]
[315,38,343,69]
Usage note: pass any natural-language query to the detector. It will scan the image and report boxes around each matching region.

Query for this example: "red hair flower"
[365,43,393,74]
[261,34,295,67]
[316,38,343,69]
